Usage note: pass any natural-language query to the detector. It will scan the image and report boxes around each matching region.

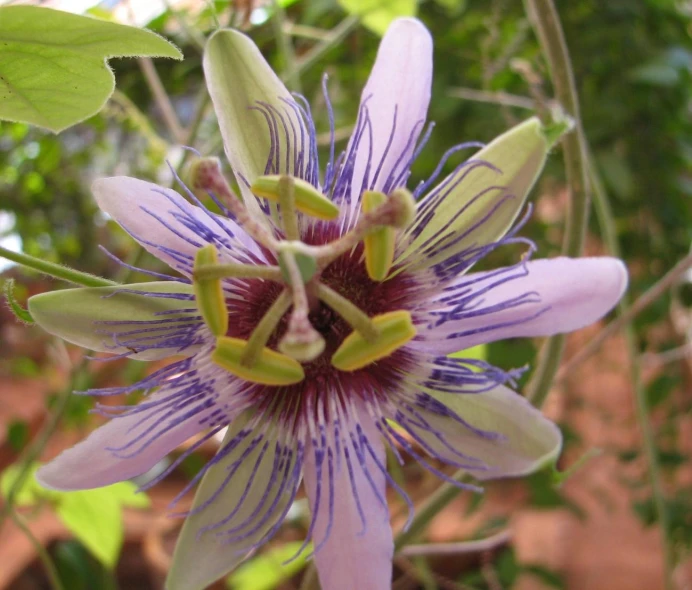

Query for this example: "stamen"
[193,245,228,337]
[278,176,300,241]
[278,248,325,362]
[251,174,340,221]
[188,157,279,250]
[331,310,416,372]
[362,191,395,281]
[316,283,378,343]
[194,262,283,282]
[241,289,293,368]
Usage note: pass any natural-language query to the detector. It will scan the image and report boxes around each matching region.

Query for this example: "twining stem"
[138,58,185,144]
[10,510,65,590]
[557,249,692,382]
[523,0,590,408]
[586,156,674,590]
[0,246,116,288]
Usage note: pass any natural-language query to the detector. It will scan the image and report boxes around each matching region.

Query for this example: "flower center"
[189,159,418,386]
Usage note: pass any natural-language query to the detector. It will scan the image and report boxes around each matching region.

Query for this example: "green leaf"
[55,487,127,569]
[0,6,182,132]
[338,0,418,35]
[226,541,310,590]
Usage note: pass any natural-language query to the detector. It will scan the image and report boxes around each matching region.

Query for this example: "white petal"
[415,257,628,354]
[167,417,301,590]
[303,400,393,590]
[37,357,234,490]
[346,18,432,205]
[93,177,261,273]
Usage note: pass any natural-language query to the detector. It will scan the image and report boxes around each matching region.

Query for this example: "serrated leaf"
[338,0,418,36]
[55,488,124,569]
[0,6,182,132]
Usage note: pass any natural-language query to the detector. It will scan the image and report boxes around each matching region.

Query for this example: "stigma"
[188,161,418,385]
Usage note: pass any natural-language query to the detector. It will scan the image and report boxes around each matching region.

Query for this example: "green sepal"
[3,279,34,324]
[28,281,198,360]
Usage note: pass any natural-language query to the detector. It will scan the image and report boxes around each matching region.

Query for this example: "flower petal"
[203,29,310,215]
[303,400,393,590]
[392,385,562,480]
[28,281,201,361]
[93,177,261,274]
[398,117,551,272]
[36,356,233,490]
[347,18,432,202]
[167,417,301,590]
[416,257,628,354]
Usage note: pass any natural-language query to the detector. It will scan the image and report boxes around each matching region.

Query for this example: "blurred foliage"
[0,0,691,587]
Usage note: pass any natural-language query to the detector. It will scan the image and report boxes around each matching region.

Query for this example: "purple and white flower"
[29,18,627,590]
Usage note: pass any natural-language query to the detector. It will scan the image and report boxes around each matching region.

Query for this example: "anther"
[212,337,305,385]
[193,245,228,337]
[331,310,417,372]
[362,191,395,281]
[251,174,340,221]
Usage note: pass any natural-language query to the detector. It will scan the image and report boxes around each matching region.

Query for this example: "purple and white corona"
[29,18,627,590]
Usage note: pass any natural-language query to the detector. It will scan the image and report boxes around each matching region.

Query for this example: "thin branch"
[558,250,692,382]
[448,87,538,110]
[523,0,590,407]
[399,530,512,557]
[138,58,186,144]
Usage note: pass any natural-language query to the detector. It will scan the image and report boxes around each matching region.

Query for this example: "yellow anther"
[193,245,228,337]
[362,191,396,281]
[331,310,416,372]
[251,175,340,220]
[212,337,305,386]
